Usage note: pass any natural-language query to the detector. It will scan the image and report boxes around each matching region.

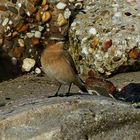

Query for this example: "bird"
[41,41,88,97]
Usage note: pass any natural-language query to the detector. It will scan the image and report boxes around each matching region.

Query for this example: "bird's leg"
[48,84,62,98]
[55,84,62,96]
[66,83,72,96]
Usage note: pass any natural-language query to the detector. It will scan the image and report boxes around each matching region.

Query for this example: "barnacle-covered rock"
[69,0,140,77]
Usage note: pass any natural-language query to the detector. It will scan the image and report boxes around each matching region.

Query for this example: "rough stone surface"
[0,95,140,140]
[69,0,140,76]
[0,73,140,140]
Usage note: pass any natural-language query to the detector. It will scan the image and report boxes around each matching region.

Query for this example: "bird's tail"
[74,77,88,93]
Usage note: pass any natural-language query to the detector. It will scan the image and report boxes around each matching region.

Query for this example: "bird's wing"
[63,50,78,74]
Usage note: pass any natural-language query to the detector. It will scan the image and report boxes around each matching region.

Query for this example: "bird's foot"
[65,92,72,97]
[48,93,65,98]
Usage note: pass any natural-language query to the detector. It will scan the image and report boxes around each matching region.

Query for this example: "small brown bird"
[41,41,88,96]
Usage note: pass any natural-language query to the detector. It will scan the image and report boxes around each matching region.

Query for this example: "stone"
[35,67,41,74]
[2,18,9,26]
[88,27,97,36]
[57,13,68,26]
[8,6,18,14]
[56,2,67,10]
[31,37,40,46]
[42,11,51,22]
[26,32,34,38]
[64,8,71,19]
[18,38,24,47]
[0,95,139,140]
[36,11,41,21]
[0,5,8,11]
[11,57,17,65]
[34,31,41,38]
[22,58,35,72]
[42,0,47,6]
[18,24,29,33]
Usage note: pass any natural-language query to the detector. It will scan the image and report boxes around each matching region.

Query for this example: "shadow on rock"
[114,83,140,103]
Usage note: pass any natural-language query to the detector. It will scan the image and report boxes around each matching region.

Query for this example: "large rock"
[0,95,140,140]
[0,73,140,139]
[69,0,140,76]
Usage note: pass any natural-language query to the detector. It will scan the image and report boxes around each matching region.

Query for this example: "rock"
[42,11,51,22]
[0,95,139,140]
[18,38,24,47]
[85,71,116,96]
[35,67,41,74]
[57,13,68,27]
[64,8,71,19]
[22,58,35,72]
[2,18,9,26]
[114,83,140,103]
[34,31,41,38]
[69,0,140,77]
[56,2,67,10]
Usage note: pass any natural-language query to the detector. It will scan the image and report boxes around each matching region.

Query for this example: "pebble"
[129,48,140,59]
[88,28,97,36]
[42,0,47,6]
[18,24,29,33]
[2,18,9,26]
[36,11,41,21]
[35,31,41,38]
[8,6,18,14]
[64,8,71,19]
[102,39,112,52]
[98,67,104,73]
[22,58,36,72]
[56,2,67,10]
[42,11,51,22]
[31,37,40,46]
[82,47,89,55]
[69,0,75,2]
[35,67,41,74]
[57,13,68,26]
[9,20,13,25]
[17,3,22,8]
[26,32,34,38]
[18,39,24,47]
[38,26,44,32]
[11,57,17,65]
[42,5,49,11]
[0,5,8,11]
